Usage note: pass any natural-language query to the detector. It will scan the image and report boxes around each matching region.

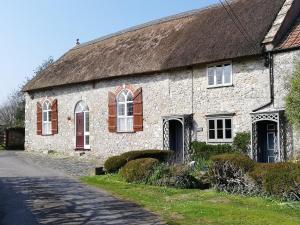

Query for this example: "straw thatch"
[24,0,285,92]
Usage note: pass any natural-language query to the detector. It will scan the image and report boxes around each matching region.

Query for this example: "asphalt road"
[0,151,165,225]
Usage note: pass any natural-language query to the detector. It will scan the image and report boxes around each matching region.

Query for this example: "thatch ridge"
[24,0,286,92]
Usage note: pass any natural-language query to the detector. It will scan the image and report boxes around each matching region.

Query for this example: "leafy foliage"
[190,141,234,160]
[232,132,251,154]
[120,158,159,183]
[210,153,257,194]
[148,163,203,189]
[286,61,300,126]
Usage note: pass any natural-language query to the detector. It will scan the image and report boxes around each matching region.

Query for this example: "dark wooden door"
[76,112,84,149]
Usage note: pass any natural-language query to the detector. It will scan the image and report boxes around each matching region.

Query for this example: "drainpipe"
[253,52,274,112]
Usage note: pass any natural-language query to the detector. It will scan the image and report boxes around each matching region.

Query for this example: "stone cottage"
[23,0,300,163]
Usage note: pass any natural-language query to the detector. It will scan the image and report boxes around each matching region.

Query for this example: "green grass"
[81,175,300,225]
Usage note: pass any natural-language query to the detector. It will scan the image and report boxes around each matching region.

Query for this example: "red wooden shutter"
[51,99,58,135]
[108,92,117,132]
[37,102,42,135]
[133,88,143,132]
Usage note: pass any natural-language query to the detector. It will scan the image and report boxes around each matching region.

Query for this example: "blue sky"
[0,0,219,104]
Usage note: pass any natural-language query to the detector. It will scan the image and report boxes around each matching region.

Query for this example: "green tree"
[286,62,300,126]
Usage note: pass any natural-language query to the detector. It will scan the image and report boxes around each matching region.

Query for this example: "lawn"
[82,174,300,225]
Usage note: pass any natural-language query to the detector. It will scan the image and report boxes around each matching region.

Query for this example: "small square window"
[207,63,232,87]
[208,118,233,142]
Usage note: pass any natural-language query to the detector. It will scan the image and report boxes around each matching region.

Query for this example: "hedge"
[104,155,128,173]
[191,142,233,160]
[104,150,172,173]
[250,163,300,201]
[121,150,172,162]
[121,158,159,183]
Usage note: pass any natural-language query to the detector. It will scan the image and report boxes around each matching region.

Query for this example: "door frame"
[75,110,90,150]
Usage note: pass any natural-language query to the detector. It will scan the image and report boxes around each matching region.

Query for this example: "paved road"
[0,151,165,225]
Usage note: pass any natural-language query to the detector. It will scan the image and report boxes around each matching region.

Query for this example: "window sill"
[116,131,135,134]
[207,140,233,144]
[207,84,233,89]
[75,148,91,151]
[42,134,53,136]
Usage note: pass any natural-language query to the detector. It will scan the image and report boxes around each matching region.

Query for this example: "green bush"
[149,164,204,189]
[121,158,159,183]
[210,153,256,194]
[250,163,300,201]
[104,155,127,173]
[232,132,251,154]
[121,150,172,162]
[191,141,234,160]
[286,61,300,126]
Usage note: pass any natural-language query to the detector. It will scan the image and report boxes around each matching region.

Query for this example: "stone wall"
[272,49,300,159]
[25,54,299,159]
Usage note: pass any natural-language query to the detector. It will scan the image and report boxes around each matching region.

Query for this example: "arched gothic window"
[117,90,133,132]
[42,100,52,135]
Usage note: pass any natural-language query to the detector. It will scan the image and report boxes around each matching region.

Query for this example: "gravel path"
[24,151,102,177]
[0,151,165,225]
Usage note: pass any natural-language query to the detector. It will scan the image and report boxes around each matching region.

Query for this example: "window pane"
[209,120,215,129]
[208,67,215,85]
[209,130,215,139]
[225,129,232,139]
[127,117,133,131]
[224,64,232,84]
[117,104,125,116]
[117,92,126,102]
[225,119,231,129]
[127,102,133,116]
[127,92,133,101]
[85,112,89,132]
[217,120,223,129]
[268,133,275,150]
[118,118,126,131]
[43,112,48,121]
[85,135,90,146]
[48,111,52,122]
[216,66,223,85]
[217,130,223,139]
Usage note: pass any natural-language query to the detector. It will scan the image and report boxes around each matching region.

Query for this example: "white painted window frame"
[207,62,233,88]
[117,90,134,132]
[207,117,233,143]
[42,100,52,135]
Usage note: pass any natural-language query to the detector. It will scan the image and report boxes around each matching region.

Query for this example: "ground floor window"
[208,118,232,142]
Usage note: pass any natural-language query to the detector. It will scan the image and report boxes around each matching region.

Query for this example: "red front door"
[76,112,84,149]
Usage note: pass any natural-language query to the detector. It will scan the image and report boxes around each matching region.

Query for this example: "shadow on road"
[0,177,164,225]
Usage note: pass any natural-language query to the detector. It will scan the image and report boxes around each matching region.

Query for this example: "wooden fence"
[0,127,25,150]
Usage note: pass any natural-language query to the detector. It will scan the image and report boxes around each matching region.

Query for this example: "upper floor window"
[117,90,134,132]
[207,63,232,87]
[42,100,52,135]
[208,117,232,142]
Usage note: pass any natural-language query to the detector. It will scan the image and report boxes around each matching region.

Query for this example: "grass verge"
[81,174,300,225]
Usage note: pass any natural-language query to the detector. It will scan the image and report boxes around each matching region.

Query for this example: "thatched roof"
[24,0,285,92]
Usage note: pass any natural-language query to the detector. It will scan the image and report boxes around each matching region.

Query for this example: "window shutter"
[37,102,42,135]
[108,92,117,132]
[133,88,143,132]
[51,99,58,135]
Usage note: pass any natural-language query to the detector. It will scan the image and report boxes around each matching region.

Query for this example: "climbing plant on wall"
[286,61,300,126]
